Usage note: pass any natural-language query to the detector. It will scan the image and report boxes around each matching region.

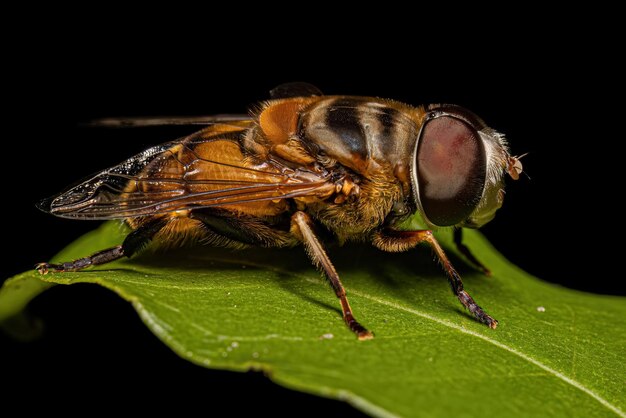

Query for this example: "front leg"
[454,228,491,276]
[291,211,373,340]
[373,229,498,329]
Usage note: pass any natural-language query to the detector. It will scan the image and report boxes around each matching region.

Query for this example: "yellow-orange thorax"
[126,96,426,240]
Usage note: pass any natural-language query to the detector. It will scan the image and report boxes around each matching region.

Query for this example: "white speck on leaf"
[320,333,334,340]
[537,306,546,312]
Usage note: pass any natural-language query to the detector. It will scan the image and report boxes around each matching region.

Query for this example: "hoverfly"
[37,83,522,339]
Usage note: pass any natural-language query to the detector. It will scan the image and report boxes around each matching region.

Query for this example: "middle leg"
[291,211,373,340]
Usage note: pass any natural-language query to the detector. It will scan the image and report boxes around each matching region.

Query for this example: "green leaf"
[1,222,625,417]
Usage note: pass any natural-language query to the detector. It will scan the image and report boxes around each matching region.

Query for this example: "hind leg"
[36,218,167,274]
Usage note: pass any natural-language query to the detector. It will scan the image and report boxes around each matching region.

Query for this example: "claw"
[35,263,50,275]
[357,330,374,340]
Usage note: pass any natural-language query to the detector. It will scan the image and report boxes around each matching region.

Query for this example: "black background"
[2,16,622,416]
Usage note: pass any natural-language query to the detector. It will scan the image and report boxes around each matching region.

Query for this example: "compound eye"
[416,115,487,226]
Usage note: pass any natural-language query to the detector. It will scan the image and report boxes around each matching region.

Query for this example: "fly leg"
[291,211,373,340]
[373,229,498,329]
[36,246,124,274]
[36,218,167,274]
[454,229,491,276]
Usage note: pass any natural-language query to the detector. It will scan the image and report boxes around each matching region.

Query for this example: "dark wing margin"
[38,142,173,219]
[38,124,333,220]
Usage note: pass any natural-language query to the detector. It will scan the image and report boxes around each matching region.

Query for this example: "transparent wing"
[40,121,333,220]
[83,114,251,128]
[269,82,323,99]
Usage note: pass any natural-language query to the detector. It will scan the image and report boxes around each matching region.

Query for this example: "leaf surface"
[1,222,625,417]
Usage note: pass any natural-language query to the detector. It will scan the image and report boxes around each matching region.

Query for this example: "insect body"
[37,83,521,339]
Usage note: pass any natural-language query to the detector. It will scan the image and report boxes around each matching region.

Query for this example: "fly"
[36,82,522,339]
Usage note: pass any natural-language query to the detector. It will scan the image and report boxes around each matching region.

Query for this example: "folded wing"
[40,120,333,220]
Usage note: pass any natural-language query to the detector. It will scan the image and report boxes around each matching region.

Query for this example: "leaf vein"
[352,291,626,418]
